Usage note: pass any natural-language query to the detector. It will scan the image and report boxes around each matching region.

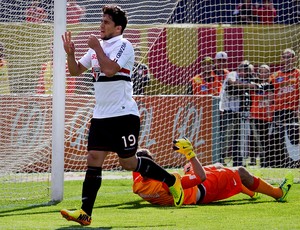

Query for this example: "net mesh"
[0,0,299,206]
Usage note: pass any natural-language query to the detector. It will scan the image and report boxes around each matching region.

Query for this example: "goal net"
[0,0,299,208]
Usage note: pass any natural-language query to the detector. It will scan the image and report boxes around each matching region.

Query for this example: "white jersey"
[79,35,139,119]
[219,71,240,112]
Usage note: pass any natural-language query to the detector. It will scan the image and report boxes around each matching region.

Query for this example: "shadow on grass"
[94,199,200,210]
[55,223,176,230]
[55,226,112,230]
[0,197,275,219]
[0,200,158,217]
[204,198,275,206]
[54,199,275,229]
[0,200,59,216]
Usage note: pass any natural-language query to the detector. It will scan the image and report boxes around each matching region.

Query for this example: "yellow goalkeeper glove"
[173,137,196,160]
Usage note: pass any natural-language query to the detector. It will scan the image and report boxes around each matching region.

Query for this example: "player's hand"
[62,31,75,55]
[173,137,196,160]
[87,34,100,50]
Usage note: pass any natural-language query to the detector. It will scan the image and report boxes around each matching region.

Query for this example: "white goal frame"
[51,0,67,202]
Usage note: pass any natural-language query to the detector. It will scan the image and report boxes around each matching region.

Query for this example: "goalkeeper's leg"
[238,167,293,202]
[134,156,184,207]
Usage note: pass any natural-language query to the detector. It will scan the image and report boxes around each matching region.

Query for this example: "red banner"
[0,95,213,172]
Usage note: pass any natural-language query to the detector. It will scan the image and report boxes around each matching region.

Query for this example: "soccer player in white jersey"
[60,5,184,226]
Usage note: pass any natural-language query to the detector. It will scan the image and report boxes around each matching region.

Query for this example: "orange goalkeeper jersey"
[200,167,242,204]
[132,167,243,206]
[132,172,198,205]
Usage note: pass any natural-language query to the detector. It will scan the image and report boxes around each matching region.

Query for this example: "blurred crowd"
[188,49,299,168]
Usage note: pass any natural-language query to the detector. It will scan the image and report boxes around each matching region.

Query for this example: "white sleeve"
[109,40,134,69]
[78,48,93,69]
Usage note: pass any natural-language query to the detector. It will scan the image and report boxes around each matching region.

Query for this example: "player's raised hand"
[62,31,75,55]
[87,34,100,50]
[173,137,196,160]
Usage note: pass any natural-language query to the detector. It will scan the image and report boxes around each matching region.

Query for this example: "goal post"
[0,0,299,209]
[51,0,67,203]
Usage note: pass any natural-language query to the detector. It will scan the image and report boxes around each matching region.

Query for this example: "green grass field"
[1,170,300,230]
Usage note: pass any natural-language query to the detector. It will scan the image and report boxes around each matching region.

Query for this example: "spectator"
[132,47,150,95]
[187,57,222,96]
[269,48,300,168]
[249,64,274,167]
[219,61,257,166]
[133,138,294,205]
[233,0,258,24]
[0,42,10,94]
[253,0,277,24]
[25,0,48,23]
[36,60,76,94]
[67,0,86,24]
[214,51,230,83]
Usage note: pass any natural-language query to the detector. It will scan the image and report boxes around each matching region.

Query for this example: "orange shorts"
[200,167,242,204]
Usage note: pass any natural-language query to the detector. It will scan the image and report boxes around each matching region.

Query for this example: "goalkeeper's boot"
[173,137,196,160]
[60,209,91,226]
[277,172,294,202]
[169,172,184,207]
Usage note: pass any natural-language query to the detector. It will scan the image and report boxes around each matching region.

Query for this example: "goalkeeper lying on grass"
[132,138,294,205]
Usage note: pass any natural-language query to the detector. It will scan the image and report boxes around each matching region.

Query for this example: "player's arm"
[87,34,121,77]
[228,74,258,90]
[230,81,258,89]
[173,138,206,182]
[66,55,87,76]
[62,31,87,76]
[189,157,206,182]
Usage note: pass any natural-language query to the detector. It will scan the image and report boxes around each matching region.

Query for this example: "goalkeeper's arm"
[189,157,206,183]
[173,138,206,183]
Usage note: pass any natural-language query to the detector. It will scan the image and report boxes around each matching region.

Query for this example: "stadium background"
[0,0,299,173]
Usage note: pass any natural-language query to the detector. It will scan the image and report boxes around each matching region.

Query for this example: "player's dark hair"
[102,5,128,33]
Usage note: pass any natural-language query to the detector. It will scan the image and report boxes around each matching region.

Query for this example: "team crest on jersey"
[92,67,101,81]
